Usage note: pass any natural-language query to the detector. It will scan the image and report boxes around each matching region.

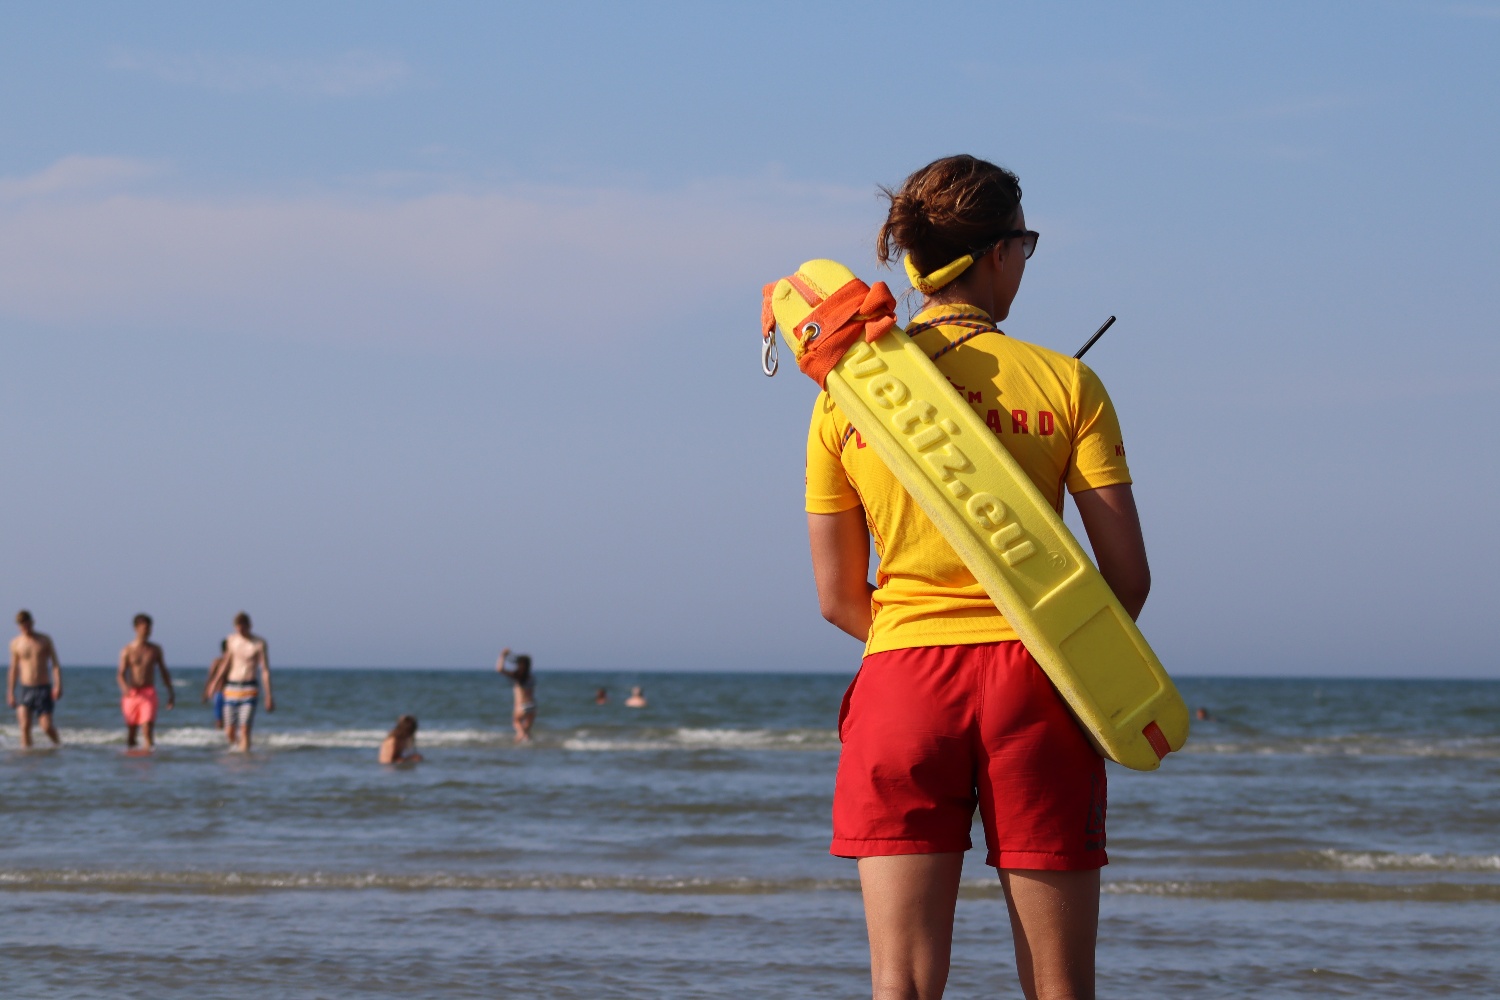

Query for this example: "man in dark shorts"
[8,610,62,748]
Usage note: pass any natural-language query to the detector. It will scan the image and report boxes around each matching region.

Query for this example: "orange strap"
[761,276,897,390]
[760,281,780,344]
[1142,720,1171,760]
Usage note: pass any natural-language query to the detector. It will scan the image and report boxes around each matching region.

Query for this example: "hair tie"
[904,253,975,294]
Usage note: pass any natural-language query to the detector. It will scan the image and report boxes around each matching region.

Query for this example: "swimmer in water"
[8,610,62,748]
[496,648,536,743]
[1195,707,1213,722]
[624,686,648,708]
[594,687,609,705]
[379,715,423,764]
[118,613,175,751]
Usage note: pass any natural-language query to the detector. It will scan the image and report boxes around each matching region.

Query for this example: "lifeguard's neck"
[920,258,1007,322]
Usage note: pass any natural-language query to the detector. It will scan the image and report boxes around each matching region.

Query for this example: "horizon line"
[45,664,1500,681]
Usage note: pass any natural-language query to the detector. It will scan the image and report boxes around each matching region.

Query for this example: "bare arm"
[496,647,513,678]
[807,508,876,642]
[379,736,421,764]
[50,641,63,700]
[1072,483,1151,620]
[204,657,226,700]
[7,644,17,707]
[117,647,130,696]
[158,649,174,708]
[260,643,273,712]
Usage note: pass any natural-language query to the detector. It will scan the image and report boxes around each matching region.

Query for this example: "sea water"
[1,669,1496,999]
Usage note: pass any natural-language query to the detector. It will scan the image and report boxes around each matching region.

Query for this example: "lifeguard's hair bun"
[877,154,1022,277]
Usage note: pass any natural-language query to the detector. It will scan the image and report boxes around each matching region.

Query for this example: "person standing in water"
[378,715,423,764]
[117,613,175,750]
[804,155,1149,999]
[7,610,62,748]
[624,686,648,708]
[496,648,536,743]
[203,639,229,730]
[221,612,273,752]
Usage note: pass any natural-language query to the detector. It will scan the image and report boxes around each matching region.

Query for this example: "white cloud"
[107,48,411,97]
[0,156,161,201]
[0,160,870,348]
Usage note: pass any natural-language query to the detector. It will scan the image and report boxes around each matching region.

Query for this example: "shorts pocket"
[837,668,863,744]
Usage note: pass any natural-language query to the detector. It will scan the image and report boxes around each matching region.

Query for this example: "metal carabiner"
[761,331,779,377]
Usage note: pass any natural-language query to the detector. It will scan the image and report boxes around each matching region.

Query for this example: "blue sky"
[1,2,1496,675]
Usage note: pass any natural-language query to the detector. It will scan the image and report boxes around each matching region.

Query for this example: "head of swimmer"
[878,154,1029,321]
[390,715,418,741]
[513,654,532,681]
[133,613,152,641]
[233,611,251,636]
[15,609,33,634]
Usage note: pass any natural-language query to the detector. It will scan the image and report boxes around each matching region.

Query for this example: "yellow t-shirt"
[805,303,1133,655]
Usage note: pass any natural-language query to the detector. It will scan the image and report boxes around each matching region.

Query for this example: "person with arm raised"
[496,648,537,744]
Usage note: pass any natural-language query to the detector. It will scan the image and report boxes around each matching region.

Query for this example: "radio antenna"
[1074,316,1116,360]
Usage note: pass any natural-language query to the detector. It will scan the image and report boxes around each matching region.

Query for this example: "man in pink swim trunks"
[118,613,175,750]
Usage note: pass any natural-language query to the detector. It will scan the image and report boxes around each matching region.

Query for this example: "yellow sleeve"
[1066,361,1133,494]
[805,392,862,514]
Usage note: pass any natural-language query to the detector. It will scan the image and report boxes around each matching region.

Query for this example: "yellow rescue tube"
[768,259,1188,771]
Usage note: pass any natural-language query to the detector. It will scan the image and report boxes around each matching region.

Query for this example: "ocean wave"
[11,726,1492,758]
[1204,848,1500,873]
[3,868,1494,903]
[0,725,838,753]
[562,727,839,753]
[1312,850,1500,872]
[0,726,516,751]
[0,868,861,895]
[1102,878,1500,903]
[1181,735,1500,760]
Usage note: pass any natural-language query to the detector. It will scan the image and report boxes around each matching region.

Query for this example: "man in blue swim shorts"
[8,610,62,748]
[204,639,229,730]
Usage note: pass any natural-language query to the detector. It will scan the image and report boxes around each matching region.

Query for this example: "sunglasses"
[975,230,1039,261]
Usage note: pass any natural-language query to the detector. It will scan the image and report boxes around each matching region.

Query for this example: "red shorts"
[121,686,158,726]
[831,641,1107,871]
